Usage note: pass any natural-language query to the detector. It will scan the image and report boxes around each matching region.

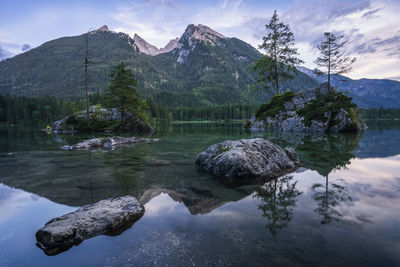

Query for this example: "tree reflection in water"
[312,176,352,224]
[253,175,302,239]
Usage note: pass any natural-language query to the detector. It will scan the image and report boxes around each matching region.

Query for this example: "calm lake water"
[0,121,400,266]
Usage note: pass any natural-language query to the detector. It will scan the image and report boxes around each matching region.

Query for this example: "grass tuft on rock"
[255,91,296,121]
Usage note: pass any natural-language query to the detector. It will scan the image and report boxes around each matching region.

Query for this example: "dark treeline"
[360,108,400,120]
[170,105,257,121]
[0,94,256,125]
[3,93,398,126]
[146,99,256,121]
[0,94,85,125]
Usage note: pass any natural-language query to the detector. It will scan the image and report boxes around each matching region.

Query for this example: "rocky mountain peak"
[97,25,109,31]
[161,37,180,52]
[181,24,226,44]
[174,24,226,63]
[197,24,226,39]
[89,25,113,35]
[133,34,160,55]
[133,34,179,56]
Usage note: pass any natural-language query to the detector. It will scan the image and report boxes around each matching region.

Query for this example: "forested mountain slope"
[0,24,319,106]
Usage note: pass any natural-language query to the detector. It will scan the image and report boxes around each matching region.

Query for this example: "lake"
[0,121,400,266]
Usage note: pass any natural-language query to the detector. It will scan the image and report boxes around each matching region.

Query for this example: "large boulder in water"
[195,138,299,184]
[35,196,144,256]
[248,83,367,133]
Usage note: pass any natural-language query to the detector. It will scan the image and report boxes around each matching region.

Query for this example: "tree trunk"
[325,175,328,219]
[273,59,279,95]
[328,40,331,89]
[272,39,279,95]
[85,32,89,123]
[121,99,125,123]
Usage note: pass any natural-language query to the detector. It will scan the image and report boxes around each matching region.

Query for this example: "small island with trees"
[248,11,365,133]
[51,62,153,133]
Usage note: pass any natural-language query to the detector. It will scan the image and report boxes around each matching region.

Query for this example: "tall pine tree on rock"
[314,32,356,89]
[103,62,148,124]
[254,10,303,96]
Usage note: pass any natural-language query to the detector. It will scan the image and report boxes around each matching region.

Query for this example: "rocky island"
[248,83,367,133]
[51,105,154,133]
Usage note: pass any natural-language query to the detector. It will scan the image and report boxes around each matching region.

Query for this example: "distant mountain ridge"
[297,66,400,108]
[0,24,318,107]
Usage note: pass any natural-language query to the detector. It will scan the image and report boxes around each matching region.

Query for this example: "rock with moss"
[51,105,154,133]
[195,138,299,185]
[250,83,366,133]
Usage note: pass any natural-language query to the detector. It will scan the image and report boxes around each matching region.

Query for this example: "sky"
[1,0,399,80]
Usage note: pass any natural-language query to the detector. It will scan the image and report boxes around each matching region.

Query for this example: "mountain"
[133,34,160,55]
[298,66,400,108]
[133,34,178,56]
[0,24,318,106]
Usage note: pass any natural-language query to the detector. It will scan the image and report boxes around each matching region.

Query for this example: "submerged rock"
[61,136,160,150]
[249,83,367,133]
[195,138,299,184]
[35,196,144,256]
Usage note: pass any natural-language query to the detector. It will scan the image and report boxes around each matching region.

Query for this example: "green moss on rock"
[255,91,296,121]
[59,116,122,132]
[297,91,357,127]
[250,83,366,133]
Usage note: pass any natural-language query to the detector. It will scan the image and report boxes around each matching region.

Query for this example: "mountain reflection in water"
[0,126,365,209]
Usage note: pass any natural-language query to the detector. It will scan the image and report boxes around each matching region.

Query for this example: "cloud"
[0,32,18,59]
[110,0,187,48]
[362,8,381,18]
[21,44,31,51]
[353,43,377,54]
[278,0,400,79]
[283,0,372,41]
[0,45,13,60]
[192,0,248,29]
[355,36,400,57]
[385,75,400,81]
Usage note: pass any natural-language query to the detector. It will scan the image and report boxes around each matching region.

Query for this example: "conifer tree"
[255,10,303,95]
[103,62,148,123]
[314,32,356,89]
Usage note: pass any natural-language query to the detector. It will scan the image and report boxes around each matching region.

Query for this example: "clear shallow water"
[0,122,400,266]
